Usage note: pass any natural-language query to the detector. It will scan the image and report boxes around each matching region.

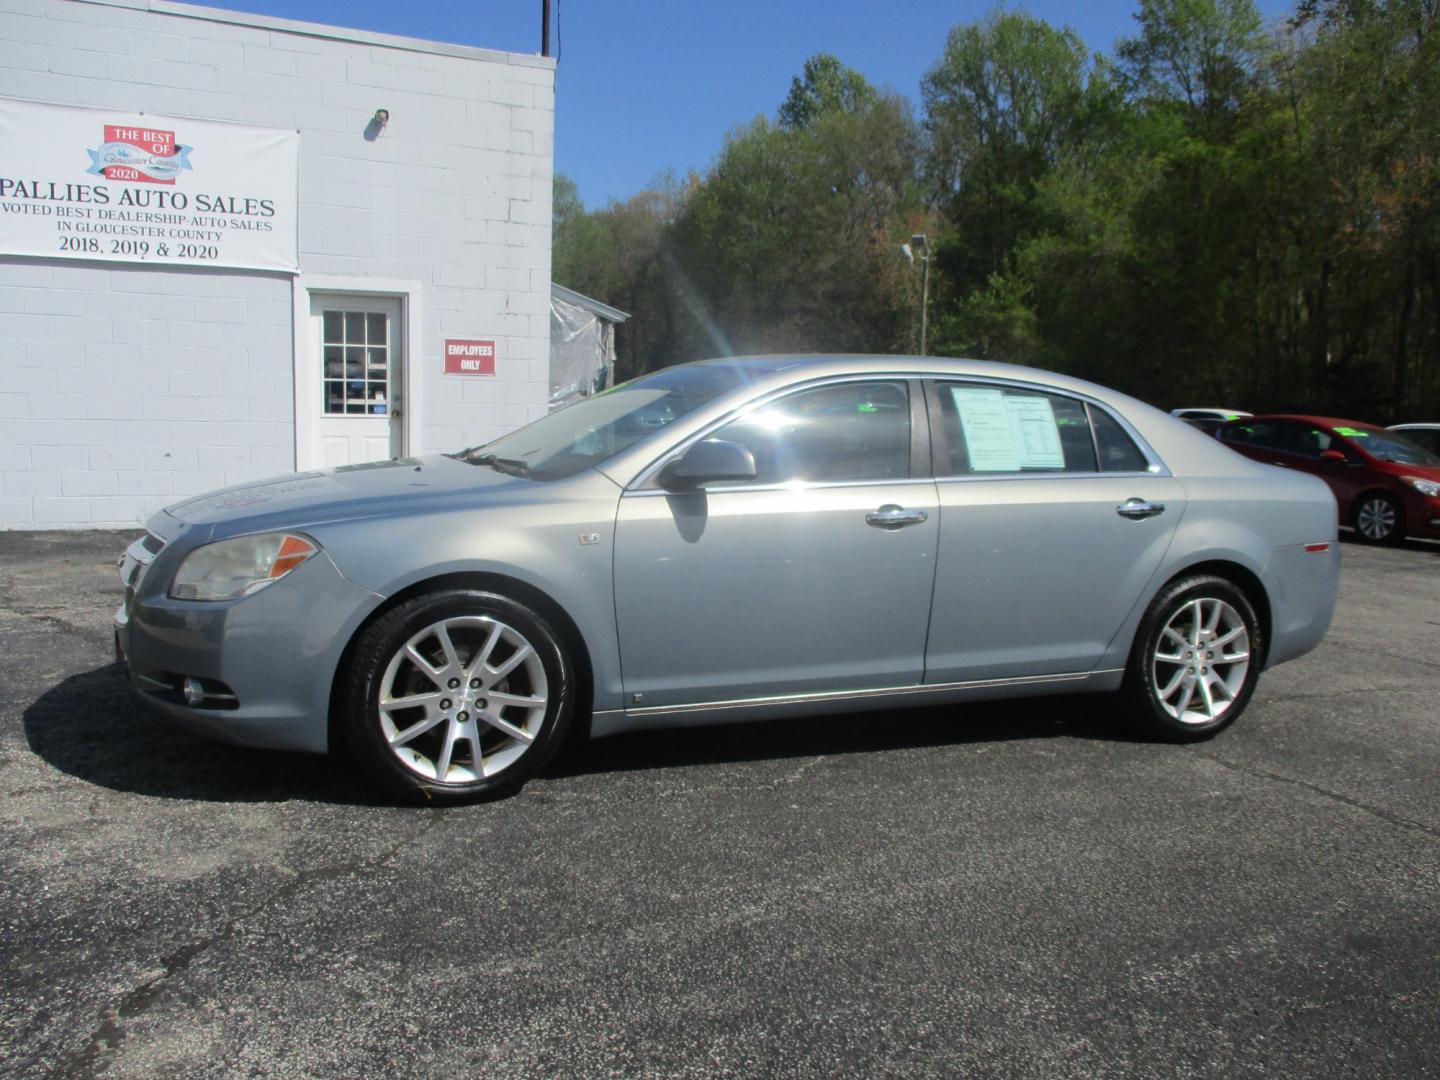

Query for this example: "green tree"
[920,10,1093,357]
[1116,0,1265,120]
[778,53,879,130]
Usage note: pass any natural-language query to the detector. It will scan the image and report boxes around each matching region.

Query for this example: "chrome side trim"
[602,668,1121,719]
[622,477,938,498]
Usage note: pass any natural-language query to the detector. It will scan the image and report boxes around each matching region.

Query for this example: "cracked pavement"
[2,529,1438,1078]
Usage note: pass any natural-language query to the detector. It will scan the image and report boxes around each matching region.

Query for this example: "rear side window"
[936,383,1097,474]
[1219,421,1283,450]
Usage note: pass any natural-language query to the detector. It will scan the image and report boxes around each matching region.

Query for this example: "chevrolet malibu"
[115,356,1340,804]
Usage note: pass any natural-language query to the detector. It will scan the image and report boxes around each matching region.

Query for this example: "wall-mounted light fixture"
[372,108,390,128]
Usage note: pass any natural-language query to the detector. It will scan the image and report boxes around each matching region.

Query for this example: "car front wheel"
[1353,492,1403,544]
[342,589,574,804]
[1122,574,1263,742]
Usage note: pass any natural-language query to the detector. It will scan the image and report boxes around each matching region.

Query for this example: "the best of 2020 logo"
[86,124,193,184]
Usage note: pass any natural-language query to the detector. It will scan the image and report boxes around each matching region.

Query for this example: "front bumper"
[1400,490,1440,539]
[115,530,382,754]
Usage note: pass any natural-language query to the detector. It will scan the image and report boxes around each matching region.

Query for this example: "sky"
[199,0,1297,210]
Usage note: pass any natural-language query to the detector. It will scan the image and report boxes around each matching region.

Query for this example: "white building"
[0,0,556,528]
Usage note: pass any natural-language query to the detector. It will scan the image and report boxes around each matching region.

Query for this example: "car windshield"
[450,363,756,480]
[1339,425,1440,466]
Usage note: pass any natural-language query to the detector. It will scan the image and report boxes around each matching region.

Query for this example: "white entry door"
[308,293,405,467]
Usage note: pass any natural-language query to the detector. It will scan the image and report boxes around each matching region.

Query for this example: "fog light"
[182,677,205,707]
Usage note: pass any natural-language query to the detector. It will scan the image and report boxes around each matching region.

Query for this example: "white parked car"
[1171,408,1253,425]
[1388,423,1440,456]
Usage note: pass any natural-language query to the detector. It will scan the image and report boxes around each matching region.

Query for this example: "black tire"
[342,589,574,805]
[1352,492,1404,544]
[1120,574,1264,742]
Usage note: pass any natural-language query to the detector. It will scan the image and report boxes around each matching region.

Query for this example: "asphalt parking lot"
[1,530,1437,1079]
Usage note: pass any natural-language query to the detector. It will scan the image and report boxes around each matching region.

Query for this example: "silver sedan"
[115,356,1340,803]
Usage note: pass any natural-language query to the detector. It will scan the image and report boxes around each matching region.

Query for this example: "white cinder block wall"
[0,0,555,528]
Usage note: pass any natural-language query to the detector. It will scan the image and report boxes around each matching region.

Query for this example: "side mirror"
[1319,449,1346,463]
[661,439,757,490]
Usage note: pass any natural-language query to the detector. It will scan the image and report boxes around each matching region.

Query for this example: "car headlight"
[170,533,319,601]
[1402,476,1440,498]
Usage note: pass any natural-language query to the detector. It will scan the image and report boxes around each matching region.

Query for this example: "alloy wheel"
[1151,597,1252,725]
[376,615,549,783]
[1356,497,1397,541]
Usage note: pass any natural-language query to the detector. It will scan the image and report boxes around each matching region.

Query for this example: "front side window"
[708,381,911,485]
[1335,425,1440,466]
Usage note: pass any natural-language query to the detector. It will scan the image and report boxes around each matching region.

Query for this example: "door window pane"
[938,383,1096,474]
[711,381,911,484]
[321,308,388,416]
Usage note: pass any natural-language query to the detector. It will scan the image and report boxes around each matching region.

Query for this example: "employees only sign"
[0,98,298,272]
[445,339,496,375]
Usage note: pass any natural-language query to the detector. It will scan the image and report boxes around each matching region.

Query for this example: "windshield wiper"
[465,452,531,476]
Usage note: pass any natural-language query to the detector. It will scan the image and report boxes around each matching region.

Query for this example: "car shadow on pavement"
[551,694,1147,780]
[22,662,381,805]
[25,665,1149,802]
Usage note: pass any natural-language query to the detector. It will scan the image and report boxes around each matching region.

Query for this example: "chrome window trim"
[626,373,924,493]
[927,376,1171,479]
[932,469,1165,486]
[625,371,1171,492]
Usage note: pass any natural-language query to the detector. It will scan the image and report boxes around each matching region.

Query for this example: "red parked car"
[1213,415,1440,543]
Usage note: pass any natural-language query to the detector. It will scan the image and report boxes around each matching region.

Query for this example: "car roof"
[681,353,1127,397]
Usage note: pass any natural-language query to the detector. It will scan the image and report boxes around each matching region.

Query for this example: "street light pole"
[919,244,929,357]
[910,233,930,356]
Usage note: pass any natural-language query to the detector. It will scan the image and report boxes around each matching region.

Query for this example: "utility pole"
[541,0,551,57]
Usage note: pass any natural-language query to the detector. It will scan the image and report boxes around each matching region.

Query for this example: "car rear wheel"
[1122,574,1263,742]
[342,590,573,804]
[1353,492,1403,544]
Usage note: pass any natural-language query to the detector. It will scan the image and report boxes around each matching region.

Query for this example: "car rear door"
[923,380,1186,683]
[612,378,938,708]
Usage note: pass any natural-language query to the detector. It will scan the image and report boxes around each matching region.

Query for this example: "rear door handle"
[866,504,928,530]
[1116,498,1165,520]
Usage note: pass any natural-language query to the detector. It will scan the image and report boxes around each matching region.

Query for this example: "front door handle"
[1116,497,1165,520]
[866,505,928,530]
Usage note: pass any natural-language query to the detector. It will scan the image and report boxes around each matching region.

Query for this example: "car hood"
[1371,458,1440,480]
[160,455,549,537]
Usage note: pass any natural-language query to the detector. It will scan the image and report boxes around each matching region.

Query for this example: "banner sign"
[445,339,496,375]
[0,98,298,272]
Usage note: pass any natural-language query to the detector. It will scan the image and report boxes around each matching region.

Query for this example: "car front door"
[612,379,938,708]
[923,381,1186,682]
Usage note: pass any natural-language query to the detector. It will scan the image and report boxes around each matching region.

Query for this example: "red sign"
[444,339,496,375]
[99,125,179,185]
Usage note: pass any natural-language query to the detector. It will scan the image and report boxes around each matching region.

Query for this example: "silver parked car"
[116,356,1340,803]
